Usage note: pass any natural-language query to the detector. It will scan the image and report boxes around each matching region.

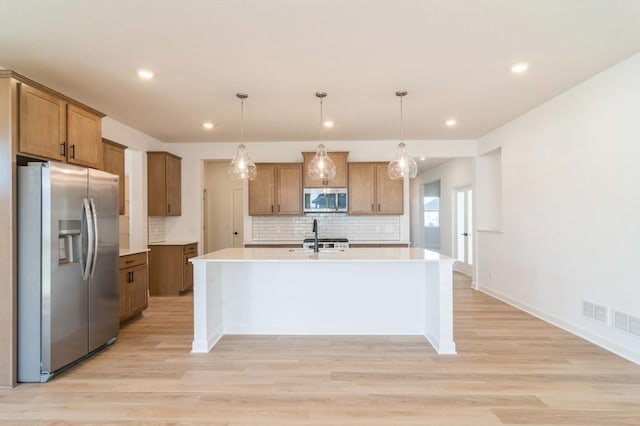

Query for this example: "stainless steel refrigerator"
[18,161,119,382]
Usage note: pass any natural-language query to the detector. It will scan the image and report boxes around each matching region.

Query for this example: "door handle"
[89,199,99,277]
[462,233,468,237]
[81,198,94,280]
[233,231,239,235]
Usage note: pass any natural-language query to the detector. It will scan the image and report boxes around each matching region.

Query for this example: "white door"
[454,186,473,275]
[232,188,244,248]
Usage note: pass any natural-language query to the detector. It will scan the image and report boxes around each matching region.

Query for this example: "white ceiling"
[1,0,640,144]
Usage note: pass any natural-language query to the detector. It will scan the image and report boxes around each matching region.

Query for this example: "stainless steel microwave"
[303,188,348,213]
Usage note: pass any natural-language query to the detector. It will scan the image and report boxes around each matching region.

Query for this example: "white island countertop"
[192,247,452,263]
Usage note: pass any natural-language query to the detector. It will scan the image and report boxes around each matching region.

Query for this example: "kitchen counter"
[119,248,150,256]
[148,240,198,246]
[190,247,456,356]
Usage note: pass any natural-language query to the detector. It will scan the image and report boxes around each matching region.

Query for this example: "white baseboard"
[477,284,639,365]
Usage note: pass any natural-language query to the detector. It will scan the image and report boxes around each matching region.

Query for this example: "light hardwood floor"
[1,273,639,425]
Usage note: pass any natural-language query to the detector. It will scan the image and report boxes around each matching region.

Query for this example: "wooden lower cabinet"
[148,242,198,296]
[119,252,148,323]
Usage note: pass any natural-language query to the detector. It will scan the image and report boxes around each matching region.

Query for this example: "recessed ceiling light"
[323,121,334,128]
[137,69,154,79]
[511,62,529,74]
[445,119,457,127]
[203,122,214,129]
[419,157,426,161]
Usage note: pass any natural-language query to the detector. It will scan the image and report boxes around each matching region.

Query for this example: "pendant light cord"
[400,94,404,143]
[319,97,324,142]
[240,98,244,142]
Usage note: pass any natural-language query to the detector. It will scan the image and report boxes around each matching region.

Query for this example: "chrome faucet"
[312,219,319,253]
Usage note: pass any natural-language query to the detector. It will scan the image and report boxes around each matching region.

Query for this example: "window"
[424,196,440,227]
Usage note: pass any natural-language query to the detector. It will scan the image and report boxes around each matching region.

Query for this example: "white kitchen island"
[190,247,456,355]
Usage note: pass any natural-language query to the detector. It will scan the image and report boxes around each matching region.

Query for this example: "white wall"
[410,158,474,256]
[102,117,165,249]
[166,139,476,249]
[476,52,640,364]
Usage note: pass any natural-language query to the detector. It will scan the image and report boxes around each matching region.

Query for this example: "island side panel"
[220,261,427,335]
[191,261,224,353]
[424,260,456,354]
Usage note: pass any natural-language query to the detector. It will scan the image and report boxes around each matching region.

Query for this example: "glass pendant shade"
[388,142,417,179]
[388,90,417,180]
[308,144,337,181]
[307,92,337,183]
[228,93,256,180]
[228,144,257,180]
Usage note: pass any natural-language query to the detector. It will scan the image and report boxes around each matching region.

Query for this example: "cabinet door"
[375,163,403,215]
[276,164,302,215]
[329,152,349,188]
[348,163,376,214]
[302,152,348,188]
[147,152,167,216]
[128,265,148,315]
[182,255,193,292]
[102,140,126,215]
[119,270,129,322]
[165,154,181,216]
[249,164,275,215]
[67,104,102,169]
[18,83,66,161]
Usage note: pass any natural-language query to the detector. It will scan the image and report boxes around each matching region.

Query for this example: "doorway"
[422,180,441,252]
[454,186,473,275]
[203,161,244,252]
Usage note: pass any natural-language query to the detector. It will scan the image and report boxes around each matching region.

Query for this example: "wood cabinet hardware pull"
[70,144,75,159]
[60,142,66,157]
[125,260,134,264]
[167,204,171,213]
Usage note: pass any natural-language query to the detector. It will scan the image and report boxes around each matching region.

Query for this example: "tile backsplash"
[252,215,401,242]
[148,216,166,243]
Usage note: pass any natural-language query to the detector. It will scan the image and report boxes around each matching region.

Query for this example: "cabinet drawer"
[120,252,147,269]
[183,243,197,255]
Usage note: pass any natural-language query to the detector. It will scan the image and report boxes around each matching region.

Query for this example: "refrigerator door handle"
[89,198,99,278]
[81,198,95,280]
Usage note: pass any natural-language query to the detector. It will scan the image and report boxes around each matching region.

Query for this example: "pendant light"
[307,92,337,185]
[388,90,417,180]
[228,93,257,181]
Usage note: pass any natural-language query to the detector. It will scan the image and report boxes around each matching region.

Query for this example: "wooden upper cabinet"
[375,163,403,215]
[348,163,376,214]
[67,104,102,169]
[302,151,348,188]
[147,152,182,216]
[102,138,127,215]
[276,163,303,215]
[249,163,302,216]
[249,164,275,215]
[18,81,104,168]
[348,162,403,215]
[165,154,181,216]
[18,83,66,161]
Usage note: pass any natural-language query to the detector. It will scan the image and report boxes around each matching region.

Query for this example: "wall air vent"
[614,311,629,332]
[612,310,640,338]
[629,315,640,337]
[582,300,608,325]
